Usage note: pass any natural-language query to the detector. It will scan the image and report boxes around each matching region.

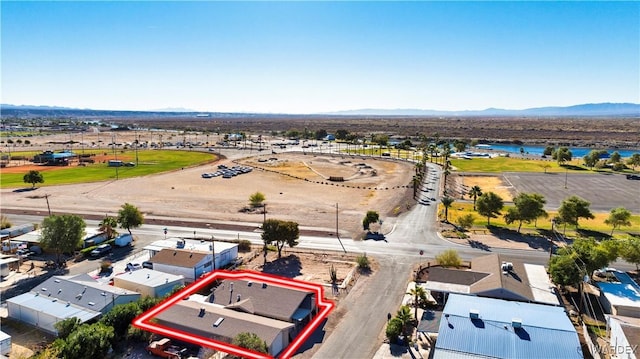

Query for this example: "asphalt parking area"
[503,172,639,212]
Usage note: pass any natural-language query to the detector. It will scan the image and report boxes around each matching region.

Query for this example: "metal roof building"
[597,271,640,318]
[434,294,582,359]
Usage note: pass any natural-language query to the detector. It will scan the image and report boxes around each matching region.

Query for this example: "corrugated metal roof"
[7,293,100,324]
[435,294,582,359]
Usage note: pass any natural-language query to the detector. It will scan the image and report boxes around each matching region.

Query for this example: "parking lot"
[503,172,640,211]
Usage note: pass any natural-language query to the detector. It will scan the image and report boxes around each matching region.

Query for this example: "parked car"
[125,262,142,272]
[90,244,112,257]
[142,261,154,269]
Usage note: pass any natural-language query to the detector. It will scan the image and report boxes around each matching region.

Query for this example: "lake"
[483,144,639,158]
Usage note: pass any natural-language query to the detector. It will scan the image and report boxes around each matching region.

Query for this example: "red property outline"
[132,270,335,359]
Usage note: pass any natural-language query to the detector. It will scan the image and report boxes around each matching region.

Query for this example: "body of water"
[482,144,639,158]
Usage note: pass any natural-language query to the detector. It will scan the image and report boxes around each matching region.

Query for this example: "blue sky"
[2,1,638,113]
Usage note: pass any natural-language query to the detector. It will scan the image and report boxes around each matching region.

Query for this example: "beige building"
[113,269,185,298]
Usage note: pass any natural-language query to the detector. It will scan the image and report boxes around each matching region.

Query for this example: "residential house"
[144,238,238,273]
[6,274,140,334]
[434,294,583,359]
[154,279,317,357]
[416,253,559,306]
[113,268,185,298]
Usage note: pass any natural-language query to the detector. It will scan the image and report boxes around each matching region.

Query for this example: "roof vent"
[237,294,241,302]
[54,279,60,283]
[76,293,83,299]
[230,282,234,291]
[199,307,206,317]
[262,283,267,289]
[469,309,480,319]
[501,262,513,271]
[512,318,522,328]
[88,302,95,306]
[101,292,106,296]
[58,289,62,294]
[66,302,70,307]
[213,317,224,327]
[41,287,47,291]
[248,281,253,287]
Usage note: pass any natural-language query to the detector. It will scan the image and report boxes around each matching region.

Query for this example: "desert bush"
[0,215,11,229]
[356,253,370,270]
[237,239,252,252]
[436,249,462,268]
[456,213,475,231]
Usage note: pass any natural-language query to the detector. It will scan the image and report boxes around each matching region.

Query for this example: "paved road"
[3,158,637,359]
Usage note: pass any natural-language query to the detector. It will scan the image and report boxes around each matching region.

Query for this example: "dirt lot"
[1,133,416,239]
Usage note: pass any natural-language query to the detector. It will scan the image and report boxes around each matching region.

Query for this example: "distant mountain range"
[1,102,638,117]
[327,103,640,117]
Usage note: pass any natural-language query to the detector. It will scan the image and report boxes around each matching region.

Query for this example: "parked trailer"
[146,338,187,359]
[0,224,36,238]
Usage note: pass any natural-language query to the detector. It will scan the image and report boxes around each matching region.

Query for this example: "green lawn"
[449,156,640,174]
[442,202,640,240]
[0,150,216,187]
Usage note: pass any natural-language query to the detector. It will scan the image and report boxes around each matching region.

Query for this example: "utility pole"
[112,134,119,180]
[263,204,267,224]
[44,194,52,216]
[211,236,216,271]
[335,203,346,253]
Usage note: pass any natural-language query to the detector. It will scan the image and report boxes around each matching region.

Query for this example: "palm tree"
[441,196,454,222]
[99,216,118,239]
[396,305,414,342]
[407,285,427,320]
[468,185,483,210]
[427,144,436,163]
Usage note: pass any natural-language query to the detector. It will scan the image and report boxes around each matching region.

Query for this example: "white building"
[0,331,11,356]
[145,238,238,273]
[113,269,185,298]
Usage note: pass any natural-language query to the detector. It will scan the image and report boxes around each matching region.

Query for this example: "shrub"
[237,239,252,252]
[329,264,338,284]
[0,215,11,230]
[435,249,462,268]
[356,253,370,270]
[456,213,475,231]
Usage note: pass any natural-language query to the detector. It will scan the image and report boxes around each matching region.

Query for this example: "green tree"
[395,305,414,341]
[386,317,403,344]
[543,146,554,156]
[558,196,594,230]
[456,213,475,231]
[40,214,85,263]
[626,153,640,170]
[99,215,118,239]
[605,207,632,235]
[408,285,427,320]
[435,249,462,268]
[99,302,141,341]
[609,151,621,164]
[362,210,380,230]
[476,192,504,226]
[57,323,114,359]
[335,129,349,140]
[23,170,44,188]
[261,219,299,259]
[454,140,467,153]
[117,203,144,235]
[249,191,266,208]
[548,253,582,287]
[54,317,82,339]
[503,193,548,232]
[468,185,482,210]
[232,332,268,354]
[620,237,640,270]
[583,150,607,169]
[356,253,370,271]
[552,147,572,165]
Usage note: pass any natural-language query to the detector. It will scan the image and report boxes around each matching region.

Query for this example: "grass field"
[442,202,640,239]
[0,150,216,187]
[450,157,639,174]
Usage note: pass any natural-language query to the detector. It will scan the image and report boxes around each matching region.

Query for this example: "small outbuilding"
[113,269,185,298]
[597,270,640,318]
[0,330,11,356]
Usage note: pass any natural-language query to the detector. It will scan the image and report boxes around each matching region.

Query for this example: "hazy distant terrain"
[2,103,639,148]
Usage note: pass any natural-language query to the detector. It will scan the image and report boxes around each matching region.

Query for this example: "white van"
[114,234,133,247]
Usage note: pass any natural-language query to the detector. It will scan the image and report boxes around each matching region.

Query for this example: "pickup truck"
[146,338,187,359]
